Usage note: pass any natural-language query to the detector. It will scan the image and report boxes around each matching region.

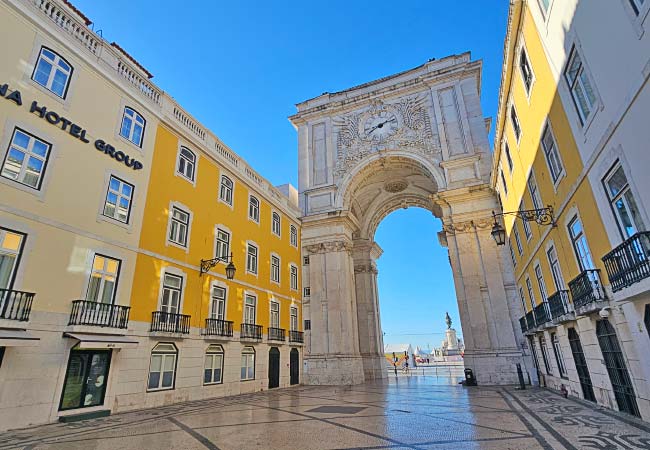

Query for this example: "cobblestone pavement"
[2,377,650,449]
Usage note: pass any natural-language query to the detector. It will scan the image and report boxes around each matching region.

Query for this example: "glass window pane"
[148,372,160,389]
[162,371,173,387]
[34,60,52,87]
[607,167,627,198]
[120,117,132,139]
[163,355,175,371]
[150,355,162,372]
[204,369,212,383]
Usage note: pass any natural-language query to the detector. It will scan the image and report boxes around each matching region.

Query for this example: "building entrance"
[290,348,299,385]
[60,349,111,410]
[268,347,280,389]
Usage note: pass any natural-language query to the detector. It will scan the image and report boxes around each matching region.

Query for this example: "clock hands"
[366,117,397,135]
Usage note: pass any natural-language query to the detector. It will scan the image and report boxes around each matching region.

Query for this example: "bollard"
[464,368,477,386]
[516,363,526,390]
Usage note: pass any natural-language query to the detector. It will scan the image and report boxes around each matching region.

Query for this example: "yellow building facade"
[494,0,649,419]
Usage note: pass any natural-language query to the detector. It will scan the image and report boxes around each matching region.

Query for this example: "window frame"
[290,306,298,331]
[0,226,27,291]
[240,346,256,381]
[270,300,280,328]
[248,195,260,223]
[102,175,135,224]
[602,162,645,239]
[159,271,184,315]
[86,253,121,305]
[518,46,535,96]
[219,174,234,206]
[534,262,549,302]
[176,146,197,183]
[527,170,544,210]
[119,107,146,148]
[526,275,537,308]
[503,141,514,173]
[521,201,533,241]
[551,333,568,378]
[567,215,595,272]
[203,344,224,385]
[246,242,258,275]
[147,343,178,392]
[563,46,599,127]
[499,167,508,196]
[538,335,553,375]
[167,205,191,249]
[541,121,565,186]
[290,264,298,291]
[546,244,566,292]
[304,287,311,297]
[270,253,280,284]
[209,283,227,321]
[214,227,231,260]
[290,225,298,247]
[31,46,73,99]
[510,104,521,143]
[513,226,523,255]
[1,127,52,191]
[272,212,281,237]
[519,286,528,312]
[243,293,257,325]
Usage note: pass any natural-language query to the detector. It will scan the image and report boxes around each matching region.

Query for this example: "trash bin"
[464,368,477,386]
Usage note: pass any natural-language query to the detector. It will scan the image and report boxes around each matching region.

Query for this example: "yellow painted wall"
[130,124,301,329]
[495,6,609,311]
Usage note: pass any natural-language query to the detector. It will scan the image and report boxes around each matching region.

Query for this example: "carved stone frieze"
[305,240,353,254]
[354,263,378,274]
[441,217,494,235]
[383,179,408,193]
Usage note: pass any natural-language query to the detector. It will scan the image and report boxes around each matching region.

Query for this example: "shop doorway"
[60,349,111,410]
[268,347,280,389]
[290,348,299,385]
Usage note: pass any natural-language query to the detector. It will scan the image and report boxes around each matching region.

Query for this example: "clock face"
[363,111,398,142]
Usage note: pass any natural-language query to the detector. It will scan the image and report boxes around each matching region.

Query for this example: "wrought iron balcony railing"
[150,311,190,334]
[569,269,607,309]
[533,301,551,326]
[525,310,536,330]
[268,327,286,342]
[548,290,571,319]
[0,288,35,321]
[68,300,130,329]
[203,318,233,337]
[289,330,304,343]
[602,232,650,292]
[240,323,263,341]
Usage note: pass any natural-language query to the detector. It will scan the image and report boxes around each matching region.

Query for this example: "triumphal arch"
[289,53,527,385]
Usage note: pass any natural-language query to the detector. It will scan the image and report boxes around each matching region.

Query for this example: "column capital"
[354,263,378,274]
[305,240,353,255]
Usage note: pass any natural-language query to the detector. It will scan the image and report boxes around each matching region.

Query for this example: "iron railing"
[0,288,35,321]
[525,310,536,330]
[240,323,263,341]
[289,330,304,343]
[268,327,286,342]
[569,269,606,309]
[203,318,233,337]
[519,316,527,333]
[548,290,571,319]
[534,302,551,326]
[68,300,130,329]
[150,311,190,334]
[602,232,650,292]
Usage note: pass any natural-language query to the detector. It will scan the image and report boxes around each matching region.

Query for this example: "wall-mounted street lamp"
[491,206,556,246]
[200,253,236,279]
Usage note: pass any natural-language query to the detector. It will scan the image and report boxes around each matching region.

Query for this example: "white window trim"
[240,346,256,381]
[248,194,260,224]
[147,343,178,392]
[218,171,235,209]
[118,106,147,149]
[536,0,554,23]
[544,239,566,292]
[84,252,122,304]
[289,263,299,291]
[513,226,523,256]
[203,344,224,385]
[77,246,128,303]
[270,252,281,285]
[503,140,514,176]
[520,201,533,242]
[245,240,259,277]
[517,41,535,102]
[539,118,566,192]
[100,174,135,226]
[96,169,137,231]
[533,260,549,302]
[290,224,298,248]
[562,39,602,134]
[156,266,187,314]
[165,201,193,253]
[213,224,232,260]
[174,144,198,186]
[269,299,281,329]
[271,210,281,237]
[28,45,75,104]
[525,275,537,308]
[209,280,228,320]
[563,206,595,272]
[290,305,299,331]
[518,285,528,312]
[509,100,522,145]
[243,290,258,324]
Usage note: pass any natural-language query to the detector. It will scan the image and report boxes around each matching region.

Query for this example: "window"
[271,255,280,283]
[629,0,646,15]
[177,147,196,182]
[499,169,508,195]
[528,171,543,210]
[304,319,311,330]
[0,228,26,290]
[537,0,551,17]
[210,286,226,320]
[120,107,145,147]
[290,264,298,290]
[1,128,51,190]
[526,276,536,308]
[538,335,553,375]
[215,228,230,259]
[103,176,134,223]
[148,343,177,391]
[541,124,564,183]
[551,333,568,378]
[504,142,513,173]
[304,287,311,297]
[519,286,528,311]
[510,105,521,141]
[248,195,260,222]
[86,255,120,304]
[241,346,255,381]
[272,212,281,236]
[244,294,256,324]
[568,216,595,271]
[604,165,645,238]
[168,206,190,247]
[564,47,597,125]
[519,48,534,94]
[547,245,566,291]
[303,256,310,265]
[290,225,298,247]
[219,175,233,205]
[204,345,224,385]
[534,263,548,302]
[509,244,517,267]
[160,273,182,315]
[521,202,532,240]
[246,243,258,274]
[32,47,72,98]
[290,307,298,331]
[513,227,523,255]
[270,301,280,328]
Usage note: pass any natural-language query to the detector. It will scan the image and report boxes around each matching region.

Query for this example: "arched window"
[120,107,146,147]
[148,343,177,391]
[249,195,260,222]
[32,47,73,98]
[272,212,281,236]
[220,175,233,205]
[177,147,196,181]
[290,225,298,247]
[241,346,255,380]
[204,344,224,385]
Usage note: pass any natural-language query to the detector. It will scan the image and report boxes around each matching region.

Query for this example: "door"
[568,328,596,402]
[290,348,299,385]
[60,349,111,410]
[268,347,280,389]
[596,320,639,416]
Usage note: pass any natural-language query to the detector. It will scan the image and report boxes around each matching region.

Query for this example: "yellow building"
[493,0,647,419]
[0,0,302,431]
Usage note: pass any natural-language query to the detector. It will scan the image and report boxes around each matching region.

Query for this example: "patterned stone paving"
[1,377,649,449]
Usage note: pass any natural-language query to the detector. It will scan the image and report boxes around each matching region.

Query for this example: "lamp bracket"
[493,205,556,227]
[200,253,233,276]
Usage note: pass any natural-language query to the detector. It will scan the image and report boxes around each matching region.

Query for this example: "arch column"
[352,239,386,380]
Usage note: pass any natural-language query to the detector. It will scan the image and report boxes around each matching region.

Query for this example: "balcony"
[289,330,304,343]
[548,290,574,322]
[268,327,286,342]
[533,302,551,327]
[203,318,233,338]
[525,310,536,331]
[150,311,190,334]
[602,232,650,293]
[568,269,607,314]
[240,323,263,341]
[0,288,35,322]
[68,300,130,329]
[519,316,527,333]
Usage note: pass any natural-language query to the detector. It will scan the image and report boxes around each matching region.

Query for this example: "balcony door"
[244,295,256,324]
[86,255,120,304]
[161,273,182,316]
[290,348,299,385]
[0,228,26,318]
[210,286,226,321]
[568,217,595,272]
[268,347,280,389]
[60,349,111,411]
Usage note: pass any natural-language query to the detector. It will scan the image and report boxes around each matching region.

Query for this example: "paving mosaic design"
[1,377,649,449]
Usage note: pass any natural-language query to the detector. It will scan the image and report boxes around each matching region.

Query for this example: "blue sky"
[75,0,509,348]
